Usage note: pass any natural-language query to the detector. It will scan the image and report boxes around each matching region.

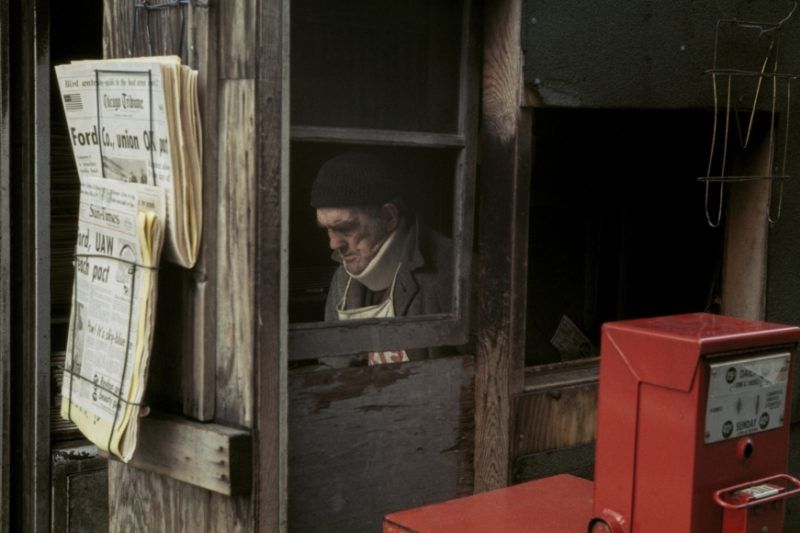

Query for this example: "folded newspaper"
[55,56,201,268]
[61,177,165,461]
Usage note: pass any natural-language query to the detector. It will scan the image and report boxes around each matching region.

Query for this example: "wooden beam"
[105,413,251,496]
[289,315,463,359]
[474,0,530,492]
[216,79,255,426]
[220,0,256,80]
[255,0,290,530]
[291,126,466,148]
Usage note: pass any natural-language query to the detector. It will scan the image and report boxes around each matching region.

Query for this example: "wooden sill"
[523,357,599,392]
[102,411,251,496]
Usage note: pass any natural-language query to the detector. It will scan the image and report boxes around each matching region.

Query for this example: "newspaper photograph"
[61,177,165,462]
[55,56,201,268]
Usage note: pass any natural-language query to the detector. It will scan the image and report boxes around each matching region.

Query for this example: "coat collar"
[331,217,428,316]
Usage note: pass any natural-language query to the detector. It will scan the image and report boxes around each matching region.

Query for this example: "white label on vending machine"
[705,352,790,444]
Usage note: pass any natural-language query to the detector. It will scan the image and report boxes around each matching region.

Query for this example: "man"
[311,151,454,364]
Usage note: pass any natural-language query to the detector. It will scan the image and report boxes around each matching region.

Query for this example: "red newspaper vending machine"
[383,314,800,533]
[592,313,800,533]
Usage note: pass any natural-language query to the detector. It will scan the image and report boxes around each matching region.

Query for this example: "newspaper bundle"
[55,56,201,268]
[62,177,165,461]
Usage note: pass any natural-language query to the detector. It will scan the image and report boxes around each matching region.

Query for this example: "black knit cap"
[310,152,402,208]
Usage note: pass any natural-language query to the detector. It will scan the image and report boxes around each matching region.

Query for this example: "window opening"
[525,109,728,367]
[287,0,477,360]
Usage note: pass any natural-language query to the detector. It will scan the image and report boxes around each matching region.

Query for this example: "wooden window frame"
[0,0,10,528]
[287,0,480,360]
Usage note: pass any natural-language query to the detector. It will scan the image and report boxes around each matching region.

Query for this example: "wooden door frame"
[474,0,531,492]
[255,0,290,530]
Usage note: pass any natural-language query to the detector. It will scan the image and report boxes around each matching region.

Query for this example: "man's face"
[316,207,390,275]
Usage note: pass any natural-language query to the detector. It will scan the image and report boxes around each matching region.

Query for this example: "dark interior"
[525,109,729,366]
[290,0,462,132]
[288,0,464,324]
[288,143,456,323]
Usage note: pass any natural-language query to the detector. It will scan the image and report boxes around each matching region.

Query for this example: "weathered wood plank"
[474,0,528,492]
[289,356,475,533]
[108,461,212,532]
[107,412,254,532]
[207,4,259,529]
[103,0,189,59]
[104,1,258,530]
[109,467,252,533]
[722,135,772,321]
[511,382,597,459]
[290,316,463,359]
[183,0,219,422]
[220,0,255,79]
[255,0,290,529]
[109,413,252,496]
[102,0,218,423]
[216,78,255,427]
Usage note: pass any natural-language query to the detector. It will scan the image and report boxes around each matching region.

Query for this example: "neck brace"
[346,220,411,291]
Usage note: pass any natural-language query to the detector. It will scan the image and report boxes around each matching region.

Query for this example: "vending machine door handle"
[713,473,800,510]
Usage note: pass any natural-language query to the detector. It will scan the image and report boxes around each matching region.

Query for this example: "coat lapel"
[393,220,425,316]
[393,266,419,317]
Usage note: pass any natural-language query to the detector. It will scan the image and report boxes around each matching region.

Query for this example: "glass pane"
[289,143,456,325]
[291,0,463,132]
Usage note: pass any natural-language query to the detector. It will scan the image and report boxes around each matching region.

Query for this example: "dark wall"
[523,2,800,529]
[523,0,800,109]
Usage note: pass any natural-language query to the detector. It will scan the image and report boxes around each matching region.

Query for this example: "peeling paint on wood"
[289,356,475,533]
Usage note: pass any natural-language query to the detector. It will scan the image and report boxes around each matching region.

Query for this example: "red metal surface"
[593,313,800,533]
[601,313,800,391]
[382,474,593,533]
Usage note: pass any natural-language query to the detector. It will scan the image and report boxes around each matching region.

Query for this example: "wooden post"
[474,0,530,492]
[255,0,290,529]
[183,0,220,422]
[103,0,269,530]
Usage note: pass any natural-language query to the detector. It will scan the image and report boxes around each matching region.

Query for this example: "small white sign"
[736,484,782,501]
[704,352,790,444]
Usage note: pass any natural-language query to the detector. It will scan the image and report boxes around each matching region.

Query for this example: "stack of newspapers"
[55,56,201,461]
